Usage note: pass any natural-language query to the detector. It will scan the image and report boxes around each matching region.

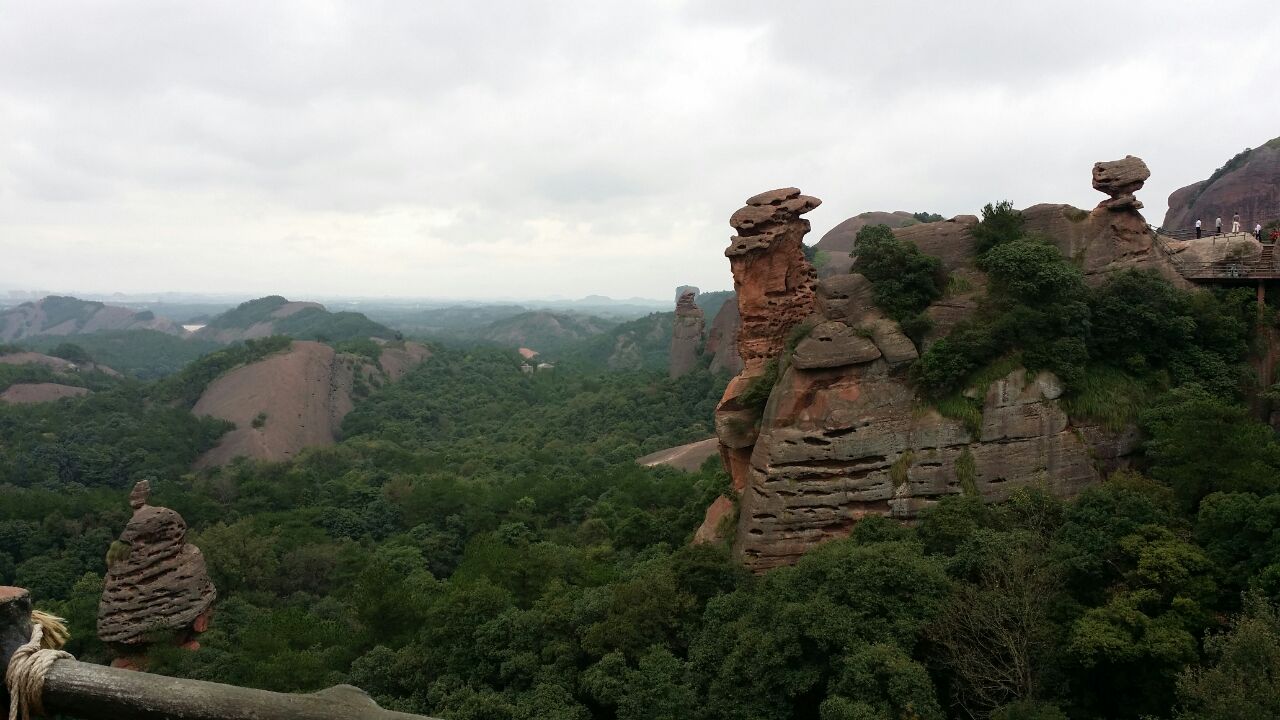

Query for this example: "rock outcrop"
[1092,155,1151,211]
[0,296,182,342]
[1163,138,1280,233]
[669,290,706,378]
[192,340,430,468]
[1024,156,1187,288]
[98,480,216,658]
[705,165,1158,571]
[813,211,923,276]
[705,300,743,375]
[714,187,820,495]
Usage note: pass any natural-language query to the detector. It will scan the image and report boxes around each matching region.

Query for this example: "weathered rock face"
[98,481,216,649]
[724,188,820,372]
[669,290,706,378]
[1163,139,1280,233]
[706,163,1163,572]
[714,188,820,494]
[192,340,431,468]
[736,363,1107,571]
[1024,157,1187,288]
[813,211,923,276]
[705,300,743,375]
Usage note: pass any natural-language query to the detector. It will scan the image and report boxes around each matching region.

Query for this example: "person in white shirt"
[1216,217,1223,235]
[1232,213,1241,233]
[1195,218,1202,238]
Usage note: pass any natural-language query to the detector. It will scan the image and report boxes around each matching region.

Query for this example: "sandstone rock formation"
[1023,157,1187,288]
[1092,155,1151,211]
[705,165,1162,571]
[714,188,820,494]
[192,340,430,468]
[98,480,216,656]
[669,290,706,378]
[705,300,743,375]
[0,296,182,342]
[734,362,1105,570]
[1163,139,1280,233]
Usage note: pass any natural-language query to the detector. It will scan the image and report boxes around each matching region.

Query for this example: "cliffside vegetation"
[912,203,1254,436]
[851,224,945,339]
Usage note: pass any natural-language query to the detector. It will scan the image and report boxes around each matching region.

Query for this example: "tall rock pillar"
[713,187,820,494]
[669,290,706,378]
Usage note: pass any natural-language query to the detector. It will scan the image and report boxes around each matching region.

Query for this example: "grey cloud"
[1,1,1278,299]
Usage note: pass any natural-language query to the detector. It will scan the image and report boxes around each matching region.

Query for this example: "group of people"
[1194,213,1266,241]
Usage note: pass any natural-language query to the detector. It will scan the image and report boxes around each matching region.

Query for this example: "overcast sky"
[2,1,1278,302]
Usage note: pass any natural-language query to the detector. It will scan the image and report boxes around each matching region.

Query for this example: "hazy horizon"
[4,1,1279,300]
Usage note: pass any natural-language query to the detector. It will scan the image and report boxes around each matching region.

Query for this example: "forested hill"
[195,295,394,344]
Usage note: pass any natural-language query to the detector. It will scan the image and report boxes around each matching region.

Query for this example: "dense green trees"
[851,224,946,339]
[4,282,1280,719]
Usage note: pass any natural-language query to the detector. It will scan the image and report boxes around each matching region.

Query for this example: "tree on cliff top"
[970,200,1025,255]
[851,223,945,338]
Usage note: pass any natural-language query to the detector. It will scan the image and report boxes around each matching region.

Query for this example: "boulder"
[1092,155,1151,211]
[815,273,877,323]
[791,321,881,369]
[98,481,216,648]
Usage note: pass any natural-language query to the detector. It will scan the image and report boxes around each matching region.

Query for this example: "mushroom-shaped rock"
[792,321,882,369]
[1092,155,1151,211]
[98,482,216,647]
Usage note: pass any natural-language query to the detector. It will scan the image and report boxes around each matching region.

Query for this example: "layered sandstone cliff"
[703,161,1159,571]
[713,188,820,493]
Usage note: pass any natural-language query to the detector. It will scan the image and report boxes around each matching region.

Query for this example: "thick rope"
[6,620,72,720]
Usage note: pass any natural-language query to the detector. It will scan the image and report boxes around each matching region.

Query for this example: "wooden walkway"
[1154,231,1280,282]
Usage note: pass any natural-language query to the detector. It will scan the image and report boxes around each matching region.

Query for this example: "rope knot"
[6,619,72,720]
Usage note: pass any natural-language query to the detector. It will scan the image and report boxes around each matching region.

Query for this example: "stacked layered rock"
[669,290,706,378]
[98,481,216,666]
[713,188,820,492]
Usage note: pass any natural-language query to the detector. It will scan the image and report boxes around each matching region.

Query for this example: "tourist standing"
[1195,218,1202,238]
[1216,216,1223,235]
[1257,223,1265,241]
[1232,213,1241,233]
